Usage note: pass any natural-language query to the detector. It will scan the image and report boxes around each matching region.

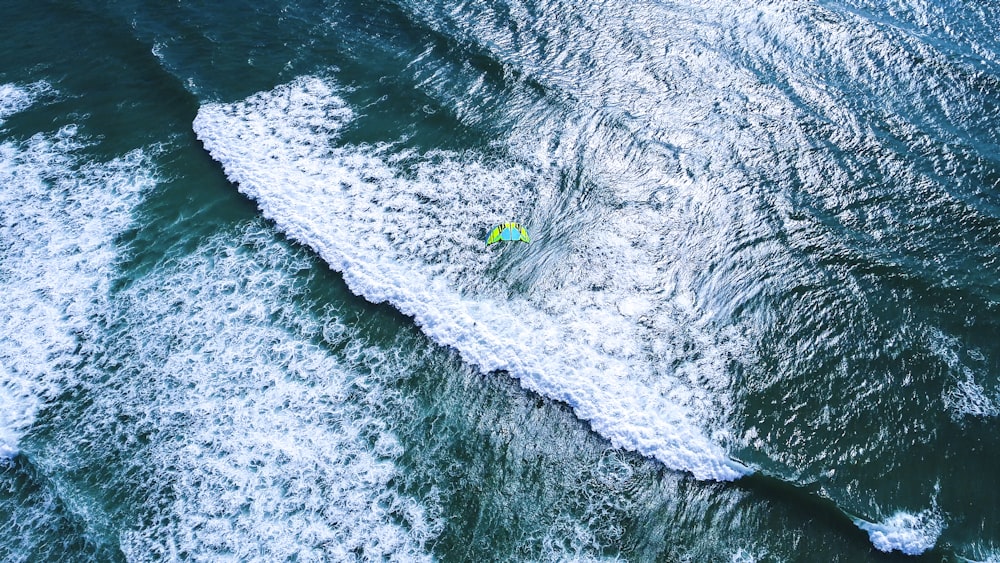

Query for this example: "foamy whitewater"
[1,82,438,560]
[194,76,748,482]
[855,509,946,556]
[0,83,154,463]
[105,225,440,561]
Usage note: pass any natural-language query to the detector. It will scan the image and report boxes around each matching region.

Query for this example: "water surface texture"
[2,0,999,560]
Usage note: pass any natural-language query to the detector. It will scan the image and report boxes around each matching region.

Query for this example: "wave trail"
[193,76,749,482]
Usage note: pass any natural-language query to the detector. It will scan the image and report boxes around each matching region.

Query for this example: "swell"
[720,1,1000,299]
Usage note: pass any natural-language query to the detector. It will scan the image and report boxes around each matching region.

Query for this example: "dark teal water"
[2,1,999,561]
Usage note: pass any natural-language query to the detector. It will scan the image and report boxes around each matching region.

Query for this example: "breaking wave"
[194,76,749,481]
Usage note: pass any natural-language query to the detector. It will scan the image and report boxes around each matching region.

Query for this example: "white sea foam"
[0,364,38,461]
[0,80,438,556]
[0,97,154,462]
[194,76,748,481]
[108,224,439,561]
[928,328,999,420]
[945,374,1000,420]
[854,509,944,555]
[730,548,762,563]
[0,82,49,124]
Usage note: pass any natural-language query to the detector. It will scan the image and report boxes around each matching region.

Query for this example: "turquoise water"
[2,0,1000,560]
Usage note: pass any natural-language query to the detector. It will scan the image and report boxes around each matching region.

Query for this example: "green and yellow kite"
[486,222,531,245]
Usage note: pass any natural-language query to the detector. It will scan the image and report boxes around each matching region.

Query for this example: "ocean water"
[2,0,999,561]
